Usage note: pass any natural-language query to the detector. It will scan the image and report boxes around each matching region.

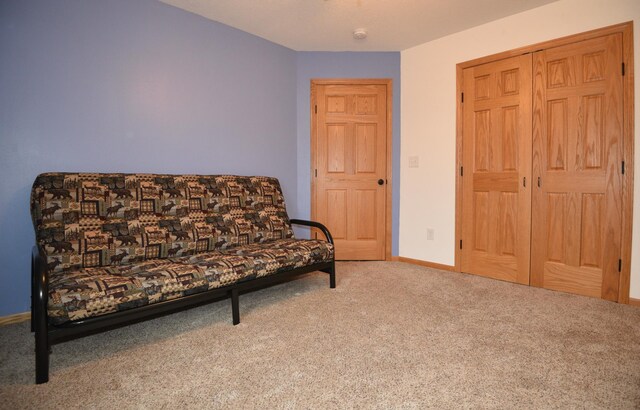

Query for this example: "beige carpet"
[0,261,639,409]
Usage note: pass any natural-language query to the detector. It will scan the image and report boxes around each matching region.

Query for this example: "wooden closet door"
[531,34,623,300]
[461,54,532,284]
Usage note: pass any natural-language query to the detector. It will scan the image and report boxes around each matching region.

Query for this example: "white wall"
[400,0,640,298]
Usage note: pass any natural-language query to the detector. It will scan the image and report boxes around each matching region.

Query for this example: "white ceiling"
[159,0,560,51]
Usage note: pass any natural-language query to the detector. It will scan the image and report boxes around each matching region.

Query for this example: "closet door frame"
[455,22,634,303]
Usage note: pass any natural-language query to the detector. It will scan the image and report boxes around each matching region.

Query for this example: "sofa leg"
[321,263,336,288]
[320,262,336,289]
[34,310,49,384]
[329,265,336,289]
[231,288,240,325]
[35,333,49,384]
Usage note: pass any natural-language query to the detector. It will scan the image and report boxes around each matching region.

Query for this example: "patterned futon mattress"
[47,239,333,324]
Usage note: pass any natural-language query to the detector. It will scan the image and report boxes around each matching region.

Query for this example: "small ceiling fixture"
[353,28,367,40]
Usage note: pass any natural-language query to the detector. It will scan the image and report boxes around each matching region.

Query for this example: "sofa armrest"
[32,245,49,325]
[289,219,334,246]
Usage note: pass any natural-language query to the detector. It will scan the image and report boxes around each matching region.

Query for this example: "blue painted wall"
[0,1,401,316]
[0,0,297,315]
[295,52,401,255]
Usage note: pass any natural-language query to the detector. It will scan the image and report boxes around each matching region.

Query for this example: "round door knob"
[378,179,384,185]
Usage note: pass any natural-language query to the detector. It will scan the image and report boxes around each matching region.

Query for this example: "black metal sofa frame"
[31,219,334,384]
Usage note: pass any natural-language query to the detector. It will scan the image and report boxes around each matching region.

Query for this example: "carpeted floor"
[0,261,639,409]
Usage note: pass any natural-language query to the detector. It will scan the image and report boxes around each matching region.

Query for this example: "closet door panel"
[531,34,623,300]
[461,54,532,284]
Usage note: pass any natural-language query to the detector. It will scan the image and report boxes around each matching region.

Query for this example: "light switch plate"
[408,156,419,168]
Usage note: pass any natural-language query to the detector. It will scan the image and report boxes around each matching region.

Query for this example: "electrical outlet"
[408,156,419,168]
[427,228,435,240]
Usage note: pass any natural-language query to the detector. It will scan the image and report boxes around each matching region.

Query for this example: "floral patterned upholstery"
[31,173,333,324]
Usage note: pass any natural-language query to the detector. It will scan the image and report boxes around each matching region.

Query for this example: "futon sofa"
[30,173,335,384]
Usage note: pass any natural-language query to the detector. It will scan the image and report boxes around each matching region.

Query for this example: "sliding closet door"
[461,54,532,284]
[531,34,624,300]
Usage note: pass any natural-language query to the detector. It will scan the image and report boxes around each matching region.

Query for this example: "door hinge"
[622,161,625,175]
[460,166,463,176]
[618,258,622,272]
[459,240,463,250]
[315,169,317,177]
[622,62,625,76]
[461,92,464,103]
[315,105,317,114]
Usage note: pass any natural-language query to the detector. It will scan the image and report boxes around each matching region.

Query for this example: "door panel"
[531,34,623,300]
[461,54,532,284]
[315,84,387,260]
[326,190,347,239]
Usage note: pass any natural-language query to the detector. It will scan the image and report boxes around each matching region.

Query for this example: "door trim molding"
[310,79,393,260]
[620,23,635,304]
[455,22,634,303]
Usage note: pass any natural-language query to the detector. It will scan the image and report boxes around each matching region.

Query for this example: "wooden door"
[314,83,388,260]
[531,34,624,300]
[461,54,532,284]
